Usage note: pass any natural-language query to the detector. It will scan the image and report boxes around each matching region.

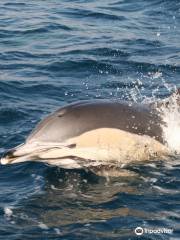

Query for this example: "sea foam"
[159,92,180,153]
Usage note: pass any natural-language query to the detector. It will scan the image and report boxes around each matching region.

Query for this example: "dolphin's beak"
[0,143,39,165]
[0,142,71,166]
[1,149,16,165]
[0,142,56,165]
[0,142,83,169]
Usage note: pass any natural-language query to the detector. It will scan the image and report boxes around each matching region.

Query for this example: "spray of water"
[128,79,180,154]
[158,90,180,154]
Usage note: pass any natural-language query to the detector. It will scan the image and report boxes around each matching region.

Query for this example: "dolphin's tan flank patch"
[39,128,169,164]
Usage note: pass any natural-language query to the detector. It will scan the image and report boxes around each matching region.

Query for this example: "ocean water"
[0,0,180,239]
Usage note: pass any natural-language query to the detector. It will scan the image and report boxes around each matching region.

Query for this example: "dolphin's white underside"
[1,128,170,169]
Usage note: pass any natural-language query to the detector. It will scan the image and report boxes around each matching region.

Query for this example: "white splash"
[38,222,49,230]
[4,207,13,220]
[54,228,62,235]
[159,92,180,153]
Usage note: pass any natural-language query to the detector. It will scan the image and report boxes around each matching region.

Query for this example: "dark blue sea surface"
[0,0,180,239]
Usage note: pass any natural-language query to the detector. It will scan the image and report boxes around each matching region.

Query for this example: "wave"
[0,23,72,39]
[0,107,28,124]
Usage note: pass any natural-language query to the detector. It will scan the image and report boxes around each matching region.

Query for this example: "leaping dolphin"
[1,89,179,170]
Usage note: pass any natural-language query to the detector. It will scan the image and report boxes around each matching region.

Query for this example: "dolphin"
[1,89,179,170]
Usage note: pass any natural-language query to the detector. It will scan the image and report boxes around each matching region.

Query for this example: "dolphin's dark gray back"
[27,100,163,144]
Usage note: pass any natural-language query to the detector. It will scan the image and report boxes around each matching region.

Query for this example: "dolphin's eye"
[67,144,76,148]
